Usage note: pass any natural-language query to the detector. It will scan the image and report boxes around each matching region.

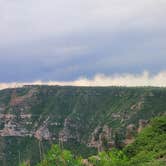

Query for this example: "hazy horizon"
[1,71,166,90]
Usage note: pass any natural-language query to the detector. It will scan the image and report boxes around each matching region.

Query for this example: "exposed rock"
[10,88,38,106]
[130,101,144,111]
[0,113,51,140]
[88,125,112,152]
[138,119,148,133]
[0,121,30,137]
[124,124,135,145]
[34,126,51,141]
[0,114,16,119]
[50,122,61,126]
[87,126,101,147]
[20,114,32,119]
[111,113,121,119]
[124,120,148,145]
[34,117,51,140]
[59,117,80,142]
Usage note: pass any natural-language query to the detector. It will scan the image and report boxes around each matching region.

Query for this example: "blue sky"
[0,0,166,82]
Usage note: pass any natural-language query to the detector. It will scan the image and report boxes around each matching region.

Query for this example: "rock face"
[34,126,51,140]
[88,125,112,152]
[0,113,32,137]
[10,88,37,106]
[138,119,148,133]
[0,86,166,166]
[34,117,51,140]
[124,124,136,145]
[59,117,76,141]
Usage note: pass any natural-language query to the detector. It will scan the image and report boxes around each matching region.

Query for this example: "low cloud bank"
[1,71,166,90]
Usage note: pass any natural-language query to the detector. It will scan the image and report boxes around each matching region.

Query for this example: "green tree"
[37,145,83,166]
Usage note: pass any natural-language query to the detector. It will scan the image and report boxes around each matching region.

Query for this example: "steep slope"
[26,115,166,166]
[123,115,166,165]
[0,86,166,165]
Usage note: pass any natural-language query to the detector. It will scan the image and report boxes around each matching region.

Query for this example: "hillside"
[24,115,166,166]
[123,115,166,165]
[0,86,166,165]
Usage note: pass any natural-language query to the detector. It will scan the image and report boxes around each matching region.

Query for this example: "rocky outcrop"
[59,117,80,142]
[88,125,113,152]
[124,124,136,145]
[138,119,148,133]
[34,126,51,140]
[34,117,51,140]
[0,113,33,137]
[10,88,38,107]
[130,101,144,111]
[124,120,148,145]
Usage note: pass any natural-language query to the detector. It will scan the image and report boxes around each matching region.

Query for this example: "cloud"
[0,0,166,45]
[1,71,166,90]
[0,0,165,82]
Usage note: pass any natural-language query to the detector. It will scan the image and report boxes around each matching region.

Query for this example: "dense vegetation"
[124,115,166,166]
[21,115,166,166]
[0,86,166,165]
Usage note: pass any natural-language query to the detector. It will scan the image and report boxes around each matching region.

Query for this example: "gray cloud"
[0,0,166,82]
[0,0,166,45]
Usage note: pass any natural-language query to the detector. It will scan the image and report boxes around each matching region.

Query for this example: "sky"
[0,0,166,87]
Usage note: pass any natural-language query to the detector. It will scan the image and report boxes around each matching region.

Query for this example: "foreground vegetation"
[21,115,166,166]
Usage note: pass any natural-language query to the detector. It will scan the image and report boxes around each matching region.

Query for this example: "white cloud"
[1,71,166,90]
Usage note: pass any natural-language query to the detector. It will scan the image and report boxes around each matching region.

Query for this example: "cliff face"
[0,86,166,166]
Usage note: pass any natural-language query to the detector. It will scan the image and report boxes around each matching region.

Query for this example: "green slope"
[124,115,166,166]
[0,86,166,165]
[28,115,166,166]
